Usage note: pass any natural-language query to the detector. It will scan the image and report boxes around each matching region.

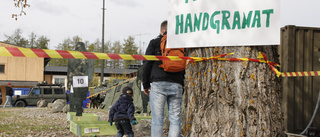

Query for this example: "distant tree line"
[3,28,142,69]
[4,28,49,49]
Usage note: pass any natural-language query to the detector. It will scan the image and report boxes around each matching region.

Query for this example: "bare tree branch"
[12,0,30,20]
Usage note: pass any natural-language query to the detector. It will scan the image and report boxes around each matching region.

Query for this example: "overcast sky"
[0,0,320,52]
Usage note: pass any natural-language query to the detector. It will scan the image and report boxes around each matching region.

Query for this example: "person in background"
[108,86,137,137]
[142,20,185,137]
[3,83,14,108]
[0,85,2,105]
[91,94,100,109]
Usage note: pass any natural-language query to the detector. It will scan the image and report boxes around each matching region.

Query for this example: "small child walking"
[108,86,137,137]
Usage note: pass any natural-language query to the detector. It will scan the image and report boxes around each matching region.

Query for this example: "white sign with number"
[73,76,88,88]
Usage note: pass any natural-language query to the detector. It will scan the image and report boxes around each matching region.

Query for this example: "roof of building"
[44,66,138,75]
[0,81,39,87]
[0,41,20,47]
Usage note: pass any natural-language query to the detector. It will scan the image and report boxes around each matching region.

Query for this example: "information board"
[168,0,280,48]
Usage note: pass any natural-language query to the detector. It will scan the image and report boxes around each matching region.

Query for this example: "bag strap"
[161,34,167,56]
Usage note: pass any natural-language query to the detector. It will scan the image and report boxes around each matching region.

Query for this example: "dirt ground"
[0,107,150,137]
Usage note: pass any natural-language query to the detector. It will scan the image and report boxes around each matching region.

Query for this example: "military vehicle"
[0,91,2,104]
[11,83,69,107]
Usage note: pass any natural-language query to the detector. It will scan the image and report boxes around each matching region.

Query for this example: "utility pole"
[100,0,106,86]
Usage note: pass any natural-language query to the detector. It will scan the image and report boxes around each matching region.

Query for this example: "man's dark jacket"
[108,94,136,122]
[142,33,185,89]
[6,86,13,96]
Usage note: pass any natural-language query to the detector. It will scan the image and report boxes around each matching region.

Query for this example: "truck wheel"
[52,99,56,103]
[15,101,26,107]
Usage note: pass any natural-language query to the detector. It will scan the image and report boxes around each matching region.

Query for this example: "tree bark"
[183,46,284,136]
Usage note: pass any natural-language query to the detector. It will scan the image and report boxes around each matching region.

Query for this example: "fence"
[280,25,320,133]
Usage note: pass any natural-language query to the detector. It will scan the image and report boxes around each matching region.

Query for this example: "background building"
[0,42,46,105]
[0,41,139,105]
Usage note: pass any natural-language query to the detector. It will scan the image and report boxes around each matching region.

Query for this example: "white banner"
[73,76,88,88]
[168,0,280,48]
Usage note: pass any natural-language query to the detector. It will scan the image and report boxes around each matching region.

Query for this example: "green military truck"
[0,91,2,105]
[11,83,69,107]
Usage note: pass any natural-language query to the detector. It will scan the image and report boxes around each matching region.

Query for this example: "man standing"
[3,83,13,108]
[0,86,2,105]
[143,20,185,137]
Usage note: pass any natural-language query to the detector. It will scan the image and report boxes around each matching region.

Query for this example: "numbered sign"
[73,76,88,88]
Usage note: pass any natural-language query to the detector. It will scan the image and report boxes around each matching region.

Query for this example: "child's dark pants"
[115,120,134,137]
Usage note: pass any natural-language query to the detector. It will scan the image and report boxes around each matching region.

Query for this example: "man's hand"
[144,88,150,96]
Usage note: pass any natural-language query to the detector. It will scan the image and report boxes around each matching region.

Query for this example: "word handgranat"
[175,9,274,34]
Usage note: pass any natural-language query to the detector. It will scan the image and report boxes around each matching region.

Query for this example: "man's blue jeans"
[150,81,183,137]
[3,95,12,108]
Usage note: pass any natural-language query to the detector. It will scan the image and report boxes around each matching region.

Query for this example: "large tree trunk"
[183,46,284,136]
